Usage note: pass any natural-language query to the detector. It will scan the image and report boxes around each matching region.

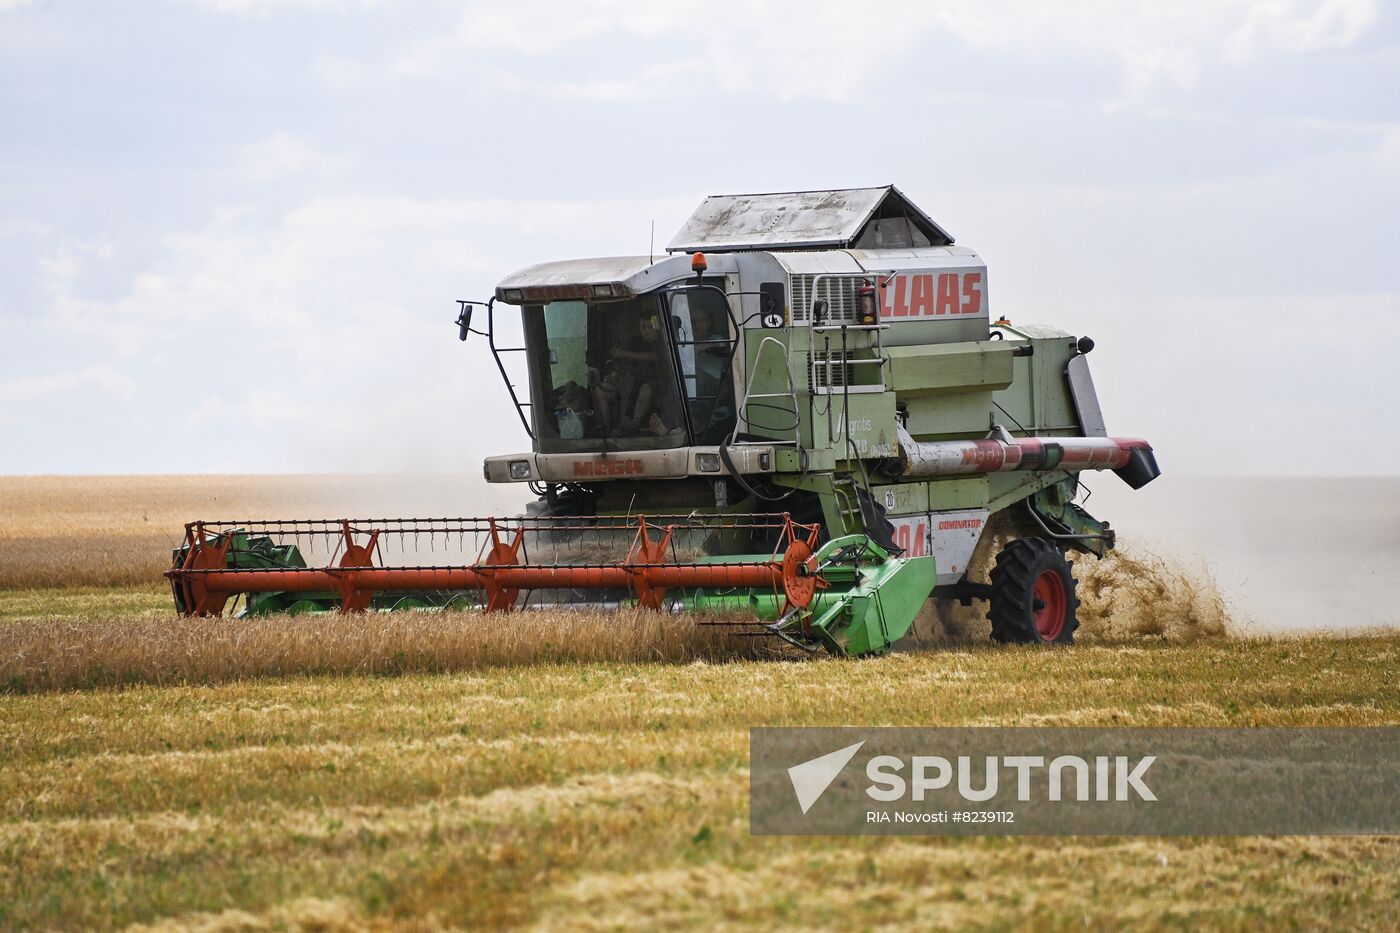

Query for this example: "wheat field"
[0,474,511,588]
[1,475,1398,929]
[2,635,1399,929]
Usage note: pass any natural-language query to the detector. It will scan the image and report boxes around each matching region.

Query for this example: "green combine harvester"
[169,186,1158,655]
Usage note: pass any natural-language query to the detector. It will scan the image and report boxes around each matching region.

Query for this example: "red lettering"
[891,519,929,556]
[936,273,958,315]
[573,459,644,477]
[962,272,983,314]
[887,277,903,316]
[891,275,909,316]
[960,442,1006,470]
[908,274,933,317]
[887,278,906,317]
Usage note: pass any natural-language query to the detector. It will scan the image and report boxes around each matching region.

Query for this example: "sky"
[1,0,1397,477]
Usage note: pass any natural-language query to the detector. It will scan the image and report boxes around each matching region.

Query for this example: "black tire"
[988,537,1079,645]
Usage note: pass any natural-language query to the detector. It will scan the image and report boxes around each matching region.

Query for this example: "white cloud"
[402,0,1382,100]
[26,160,1394,475]
[933,0,1377,92]
[180,0,388,14]
[239,133,348,180]
[2,1,1392,474]
[440,1,674,55]
[1224,0,1377,60]
[0,366,136,406]
[0,218,49,238]
[27,192,695,471]
[1378,124,1400,165]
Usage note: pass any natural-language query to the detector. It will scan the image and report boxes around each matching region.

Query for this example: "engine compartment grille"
[790,274,865,324]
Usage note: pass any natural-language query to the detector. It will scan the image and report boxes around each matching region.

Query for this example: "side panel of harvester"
[733,246,1131,585]
[732,249,991,458]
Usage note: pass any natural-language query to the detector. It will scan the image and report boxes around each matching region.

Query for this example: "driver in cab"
[594,314,669,435]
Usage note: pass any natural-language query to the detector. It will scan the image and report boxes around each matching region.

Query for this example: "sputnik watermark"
[787,743,1156,816]
[787,741,864,814]
[865,752,1156,802]
[752,727,1400,836]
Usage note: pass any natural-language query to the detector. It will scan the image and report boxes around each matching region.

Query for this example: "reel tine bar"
[167,514,823,617]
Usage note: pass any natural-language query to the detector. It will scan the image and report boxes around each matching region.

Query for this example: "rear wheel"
[988,537,1078,644]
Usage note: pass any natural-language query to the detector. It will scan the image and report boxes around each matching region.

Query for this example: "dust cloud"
[1076,474,1400,634]
[905,474,1399,644]
[903,507,1233,647]
[1073,549,1230,641]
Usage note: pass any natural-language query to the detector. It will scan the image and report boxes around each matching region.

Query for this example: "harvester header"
[168,185,1159,655]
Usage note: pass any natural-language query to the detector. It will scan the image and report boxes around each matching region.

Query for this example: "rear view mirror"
[456,301,474,341]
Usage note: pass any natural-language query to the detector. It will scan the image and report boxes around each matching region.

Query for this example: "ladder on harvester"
[729,282,885,541]
[733,334,802,447]
[797,274,896,539]
[830,473,872,537]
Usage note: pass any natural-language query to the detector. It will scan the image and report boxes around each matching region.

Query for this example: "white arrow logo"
[787,741,865,814]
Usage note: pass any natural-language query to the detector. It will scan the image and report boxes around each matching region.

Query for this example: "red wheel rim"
[1033,569,1067,640]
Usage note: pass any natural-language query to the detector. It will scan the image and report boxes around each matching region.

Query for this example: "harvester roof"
[666,185,954,253]
[493,186,968,304]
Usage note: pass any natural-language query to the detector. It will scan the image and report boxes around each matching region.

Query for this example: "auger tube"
[886,425,1159,488]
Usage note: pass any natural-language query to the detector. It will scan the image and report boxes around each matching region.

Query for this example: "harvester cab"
[169,186,1159,656]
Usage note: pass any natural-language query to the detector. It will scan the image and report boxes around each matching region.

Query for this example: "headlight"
[509,459,532,479]
[591,283,614,298]
[502,288,524,303]
[696,452,722,473]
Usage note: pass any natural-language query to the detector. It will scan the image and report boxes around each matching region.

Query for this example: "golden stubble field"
[1,475,1397,930]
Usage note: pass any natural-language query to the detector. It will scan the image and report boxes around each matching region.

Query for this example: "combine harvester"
[169,187,1158,656]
